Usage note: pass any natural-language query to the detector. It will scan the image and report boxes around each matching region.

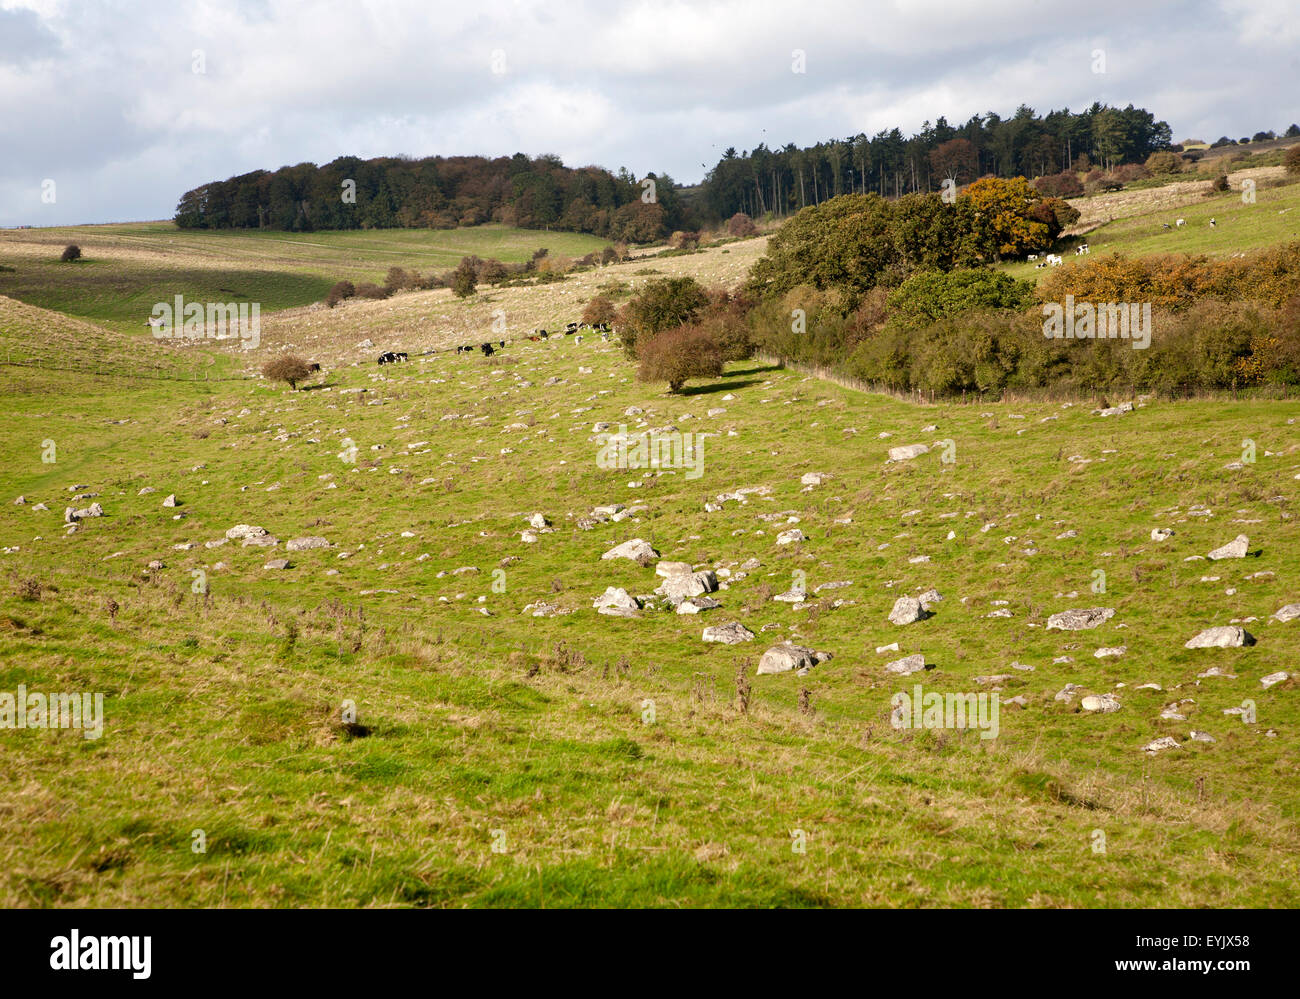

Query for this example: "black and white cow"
[377,351,407,365]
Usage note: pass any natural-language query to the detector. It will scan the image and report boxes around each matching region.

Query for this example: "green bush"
[451,258,478,298]
[885,269,1034,330]
[619,277,709,358]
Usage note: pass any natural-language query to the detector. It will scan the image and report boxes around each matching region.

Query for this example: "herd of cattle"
[375,320,614,365]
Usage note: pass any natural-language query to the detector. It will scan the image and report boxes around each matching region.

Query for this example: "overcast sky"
[2,0,1297,226]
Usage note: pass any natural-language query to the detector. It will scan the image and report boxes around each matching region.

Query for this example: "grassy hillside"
[1001,171,1300,284]
[0,223,614,336]
[1,330,1297,906]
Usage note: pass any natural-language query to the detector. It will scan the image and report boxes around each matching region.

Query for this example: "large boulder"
[756,644,833,675]
[656,570,718,603]
[776,529,806,545]
[1207,535,1249,560]
[1184,626,1255,649]
[702,622,755,645]
[888,596,928,625]
[888,444,929,462]
[1046,607,1115,631]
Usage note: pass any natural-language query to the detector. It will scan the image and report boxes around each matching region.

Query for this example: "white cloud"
[0,0,1295,224]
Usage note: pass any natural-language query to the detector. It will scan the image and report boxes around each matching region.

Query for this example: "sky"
[1,0,1297,226]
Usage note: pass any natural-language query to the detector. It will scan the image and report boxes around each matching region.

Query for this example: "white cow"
[1176,218,1186,227]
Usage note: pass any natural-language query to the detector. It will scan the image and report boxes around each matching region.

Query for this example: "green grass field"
[1,335,1297,906]
[1,206,1298,908]
[0,223,614,336]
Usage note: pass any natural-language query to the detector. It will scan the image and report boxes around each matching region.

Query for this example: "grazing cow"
[480,343,494,356]
[1028,254,1038,261]
[1046,254,1063,267]
[539,330,549,340]
[377,352,399,365]
[307,362,321,372]
[565,322,579,334]
[1176,218,1186,227]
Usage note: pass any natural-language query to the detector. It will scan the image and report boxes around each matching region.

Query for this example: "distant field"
[0,223,614,335]
[1001,174,1300,284]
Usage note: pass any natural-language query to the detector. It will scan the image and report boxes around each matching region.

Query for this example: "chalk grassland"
[255,236,769,362]
[0,329,1297,906]
[0,223,616,336]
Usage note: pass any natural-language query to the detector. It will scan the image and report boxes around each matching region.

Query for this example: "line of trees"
[174,153,690,239]
[699,102,1173,221]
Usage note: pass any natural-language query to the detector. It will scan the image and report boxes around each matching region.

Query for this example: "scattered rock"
[601,539,659,562]
[888,595,929,625]
[884,653,927,675]
[756,644,833,675]
[286,536,330,551]
[1081,693,1121,713]
[656,570,718,603]
[1207,535,1249,560]
[1184,626,1255,649]
[593,586,640,616]
[1046,607,1115,631]
[702,622,755,644]
[225,524,268,540]
[676,596,722,614]
[888,443,929,462]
